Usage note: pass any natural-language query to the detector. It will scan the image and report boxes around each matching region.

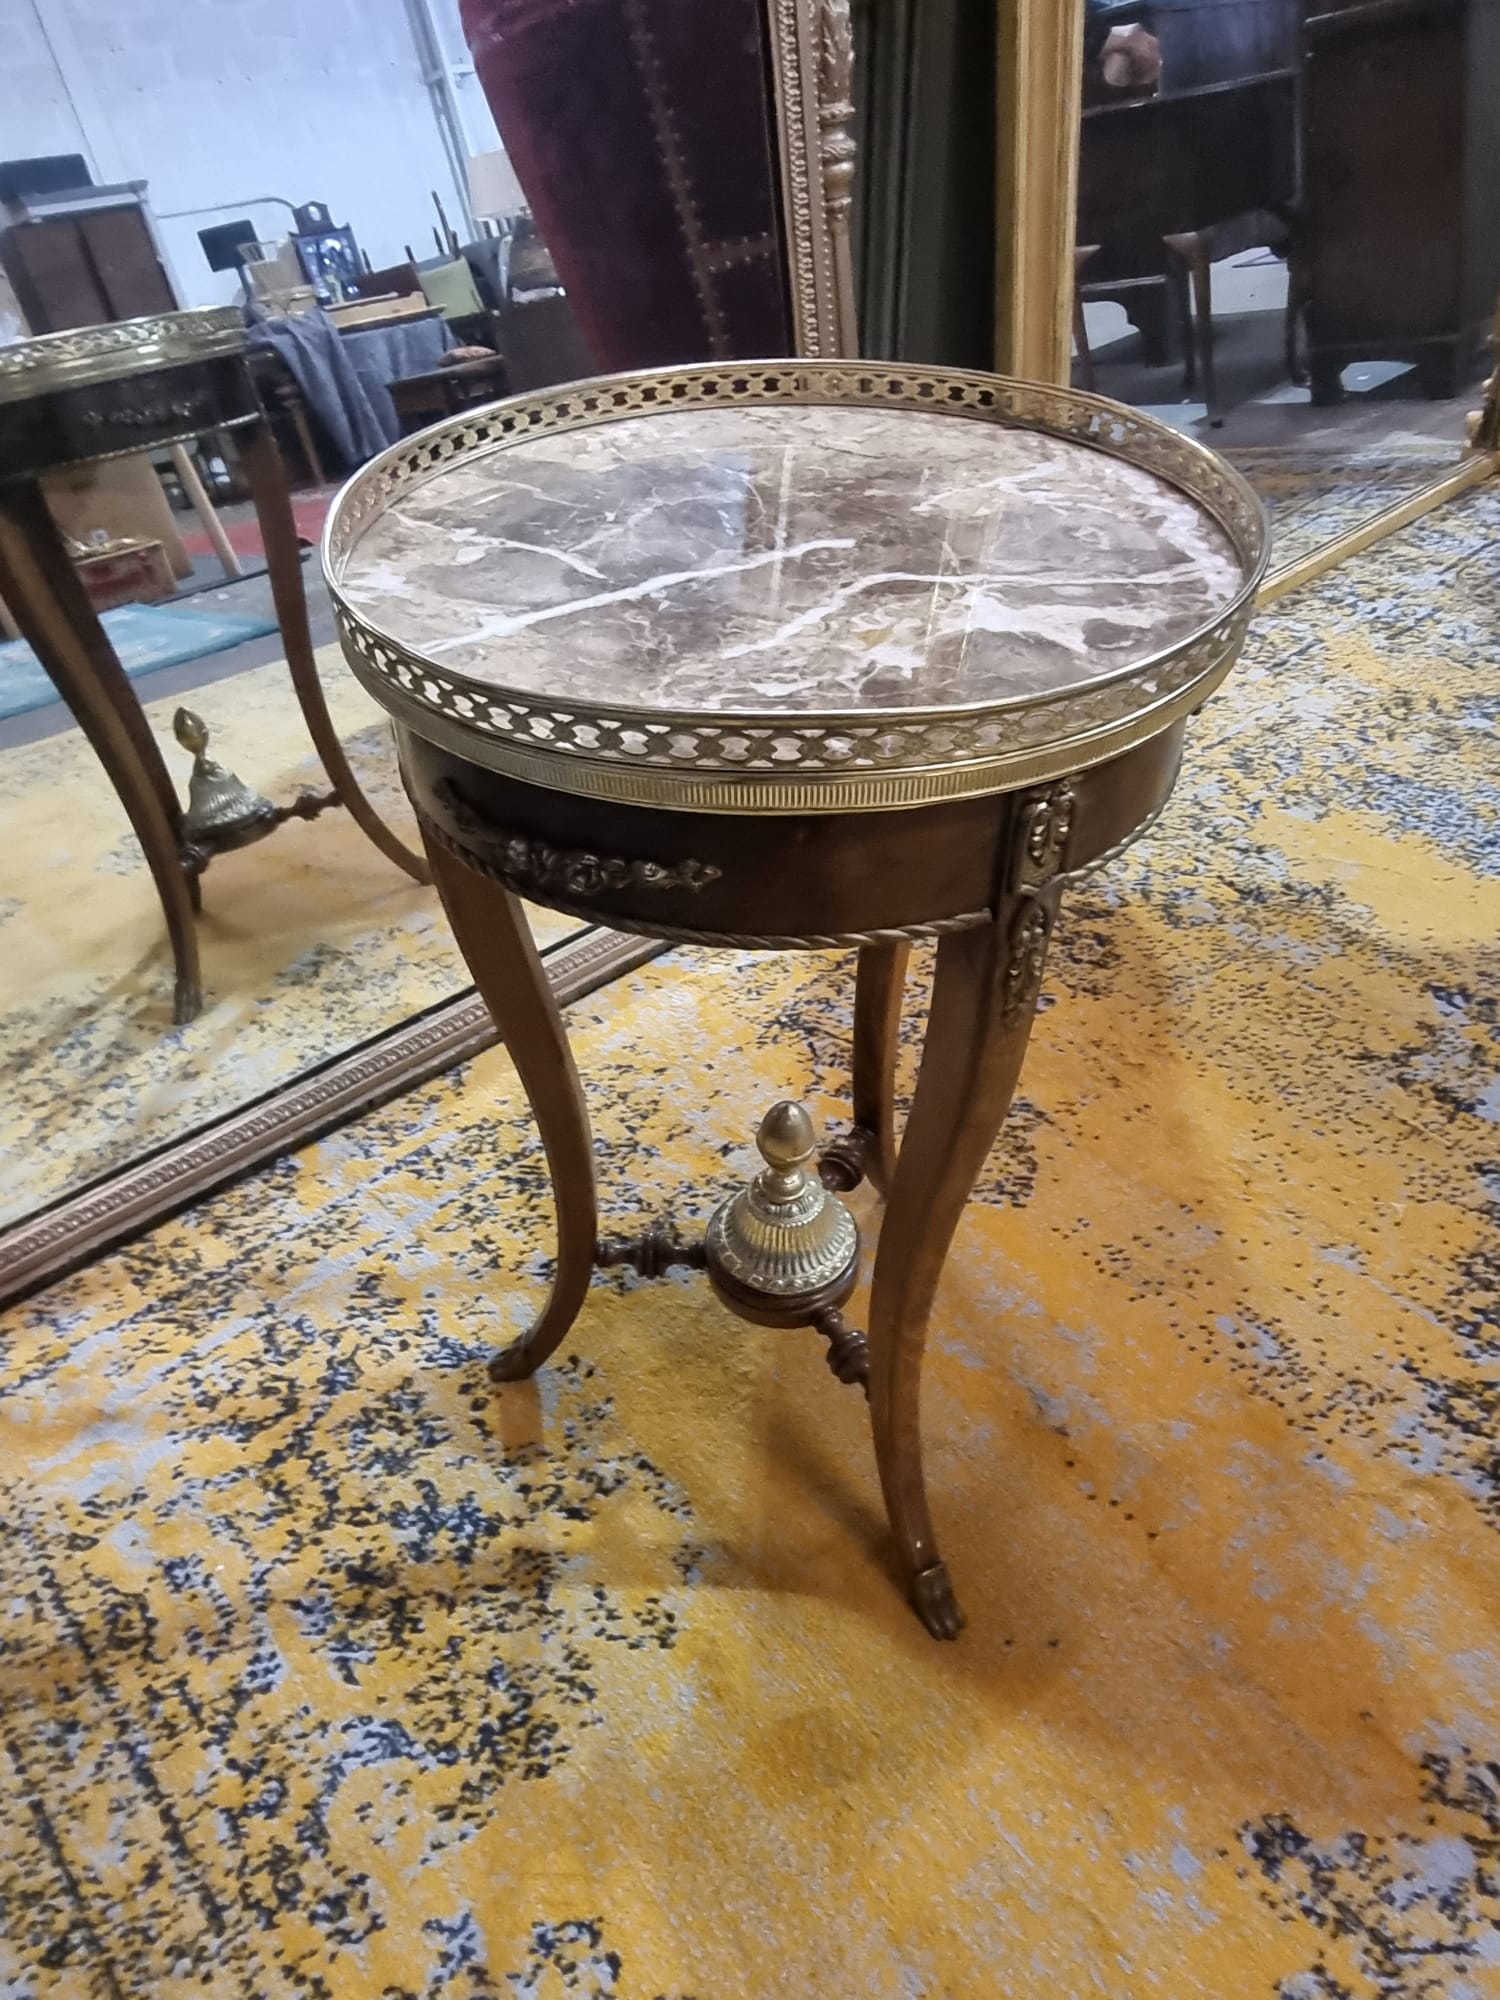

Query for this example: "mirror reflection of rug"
[0,640,581,1226]
[3,484,1498,1999]
[0,601,278,721]
[1225,434,1457,569]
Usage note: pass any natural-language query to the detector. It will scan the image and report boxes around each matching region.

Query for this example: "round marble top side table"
[325,360,1266,1637]
[0,308,427,1024]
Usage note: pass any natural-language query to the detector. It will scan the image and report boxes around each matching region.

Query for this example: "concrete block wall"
[5,3,90,162]
[1,0,484,308]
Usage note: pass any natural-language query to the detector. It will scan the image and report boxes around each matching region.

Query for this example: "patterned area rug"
[0,645,580,1227]
[0,602,277,722]
[3,485,1499,1997]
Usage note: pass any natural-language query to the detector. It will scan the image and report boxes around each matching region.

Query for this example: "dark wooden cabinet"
[0,195,177,333]
[1301,0,1500,399]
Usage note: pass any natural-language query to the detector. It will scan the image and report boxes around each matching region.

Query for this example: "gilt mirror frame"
[993,0,1500,606]
[0,0,863,1306]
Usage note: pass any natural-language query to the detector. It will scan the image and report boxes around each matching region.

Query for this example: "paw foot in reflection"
[910,1560,966,1640]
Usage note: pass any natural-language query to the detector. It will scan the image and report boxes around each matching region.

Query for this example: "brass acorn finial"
[173,706,210,758]
[705,1099,860,1301]
[756,1100,817,1180]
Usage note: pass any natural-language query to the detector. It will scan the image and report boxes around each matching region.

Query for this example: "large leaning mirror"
[0,0,854,1300]
[851,0,1500,593]
[1072,0,1499,584]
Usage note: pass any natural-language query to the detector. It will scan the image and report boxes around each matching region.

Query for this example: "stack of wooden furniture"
[1075,0,1500,414]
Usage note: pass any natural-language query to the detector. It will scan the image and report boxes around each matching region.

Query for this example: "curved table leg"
[0,481,203,1024]
[867,892,1058,1637]
[852,941,908,1193]
[425,836,597,1380]
[236,420,430,885]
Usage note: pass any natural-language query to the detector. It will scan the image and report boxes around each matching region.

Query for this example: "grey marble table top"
[338,402,1242,718]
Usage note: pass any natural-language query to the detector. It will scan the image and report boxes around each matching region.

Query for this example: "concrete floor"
[0,512,340,756]
[1087,305,1475,452]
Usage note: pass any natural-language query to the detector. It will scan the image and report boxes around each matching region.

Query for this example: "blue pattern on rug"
[0,602,277,720]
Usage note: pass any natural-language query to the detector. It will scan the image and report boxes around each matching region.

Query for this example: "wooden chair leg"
[235,419,430,884]
[1166,231,1218,423]
[289,398,328,490]
[1072,243,1099,395]
[0,481,202,1024]
[169,441,242,580]
[425,836,598,1381]
[867,891,1059,1638]
[1072,295,1097,395]
[1170,258,1196,392]
[1283,248,1308,388]
[852,941,908,1193]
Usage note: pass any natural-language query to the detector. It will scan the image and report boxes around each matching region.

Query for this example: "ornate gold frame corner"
[768,0,861,357]
[1260,287,1500,604]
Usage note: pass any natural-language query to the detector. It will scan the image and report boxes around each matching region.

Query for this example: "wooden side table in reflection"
[325,361,1268,1637]
[0,309,428,1024]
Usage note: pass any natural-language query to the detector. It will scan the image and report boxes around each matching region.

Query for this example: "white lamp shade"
[467,149,525,218]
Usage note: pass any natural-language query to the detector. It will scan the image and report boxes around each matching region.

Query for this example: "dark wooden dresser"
[1301,0,1500,400]
[0,183,178,334]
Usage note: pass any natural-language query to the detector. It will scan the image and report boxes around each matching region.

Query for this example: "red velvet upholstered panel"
[461,0,794,369]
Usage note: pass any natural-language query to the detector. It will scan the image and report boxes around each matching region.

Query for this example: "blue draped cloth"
[246,309,450,469]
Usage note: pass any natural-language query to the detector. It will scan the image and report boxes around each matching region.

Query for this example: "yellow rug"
[3,487,1499,1997]
[0,644,580,1225]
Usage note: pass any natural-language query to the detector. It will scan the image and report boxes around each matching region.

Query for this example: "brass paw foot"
[487,1340,542,1383]
[910,1561,966,1640]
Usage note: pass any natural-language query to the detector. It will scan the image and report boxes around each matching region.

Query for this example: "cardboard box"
[42,454,190,580]
[73,537,177,610]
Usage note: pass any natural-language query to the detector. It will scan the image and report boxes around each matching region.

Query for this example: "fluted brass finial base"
[705,1101,860,1315]
[172,708,339,879]
[175,707,278,847]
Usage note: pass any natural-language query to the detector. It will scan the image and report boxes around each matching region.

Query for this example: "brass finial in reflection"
[174,707,277,843]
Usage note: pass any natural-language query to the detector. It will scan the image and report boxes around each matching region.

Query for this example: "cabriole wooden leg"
[0,481,203,1024]
[425,837,597,1380]
[852,941,908,1194]
[867,892,1059,1638]
[237,420,430,885]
